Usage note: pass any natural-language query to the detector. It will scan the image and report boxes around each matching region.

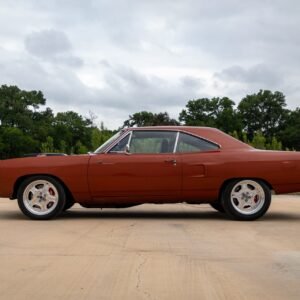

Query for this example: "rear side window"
[176,132,219,153]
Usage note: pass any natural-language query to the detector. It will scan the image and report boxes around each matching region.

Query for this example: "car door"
[176,132,221,201]
[88,130,181,203]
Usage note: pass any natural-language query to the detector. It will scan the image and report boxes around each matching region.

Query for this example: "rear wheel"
[221,179,271,221]
[17,176,66,220]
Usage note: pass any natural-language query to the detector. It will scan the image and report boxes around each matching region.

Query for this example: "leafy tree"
[59,140,67,153]
[214,98,242,133]
[0,85,57,157]
[91,128,102,150]
[250,131,266,149]
[123,111,179,127]
[52,111,93,153]
[279,108,300,150]
[230,130,239,140]
[32,107,55,143]
[74,141,88,154]
[0,84,299,158]
[0,85,46,132]
[179,98,217,126]
[153,112,179,126]
[241,132,249,144]
[179,97,241,133]
[0,85,114,157]
[91,126,114,151]
[266,137,282,150]
[0,127,37,159]
[247,132,282,150]
[238,90,288,141]
[40,136,55,153]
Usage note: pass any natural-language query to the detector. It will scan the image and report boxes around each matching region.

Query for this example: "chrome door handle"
[96,160,114,165]
[164,159,177,165]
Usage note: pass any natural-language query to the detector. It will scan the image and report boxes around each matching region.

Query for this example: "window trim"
[173,131,180,153]
[105,131,132,154]
[175,131,221,153]
[104,129,221,154]
[107,129,178,154]
[128,130,178,154]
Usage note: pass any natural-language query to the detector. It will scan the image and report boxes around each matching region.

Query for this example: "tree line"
[0,84,299,159]
[0,85,114,159]
[125,90,300,151]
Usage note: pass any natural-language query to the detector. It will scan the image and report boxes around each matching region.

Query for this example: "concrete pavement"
[0,195,299,300]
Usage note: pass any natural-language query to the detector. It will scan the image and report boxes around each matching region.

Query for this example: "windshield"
[94,130,125,153]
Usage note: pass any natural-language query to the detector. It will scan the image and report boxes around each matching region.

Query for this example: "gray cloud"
[0,48,201,128]
[0,0,300,127]
[215,64,282,86]
[181,76,203,89]
[25,29,71,56]
[25,29,83,67]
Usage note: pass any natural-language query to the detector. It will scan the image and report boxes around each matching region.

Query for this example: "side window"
[109,134,130,153]
[176,132,219,153]
[130,131,177,154]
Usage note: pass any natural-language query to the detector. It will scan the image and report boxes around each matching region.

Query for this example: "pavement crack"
[135,253,154,299]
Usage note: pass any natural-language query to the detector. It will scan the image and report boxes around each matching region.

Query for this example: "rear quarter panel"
[181,149,300,202]
[217,150,300,194]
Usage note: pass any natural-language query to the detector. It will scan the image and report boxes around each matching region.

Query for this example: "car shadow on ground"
[0,209,226,221]
[61,209,229,220]
[1,209,299,221]
[61,210,300,221]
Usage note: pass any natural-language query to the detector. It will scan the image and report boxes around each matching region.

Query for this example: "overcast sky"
[0,0,299,128]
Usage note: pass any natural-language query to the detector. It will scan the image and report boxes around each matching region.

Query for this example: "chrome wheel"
[23,180,59,216]
[221,179,271,221]
[230,180,265,215]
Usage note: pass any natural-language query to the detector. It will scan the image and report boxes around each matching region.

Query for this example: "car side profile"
[0,126,299,221]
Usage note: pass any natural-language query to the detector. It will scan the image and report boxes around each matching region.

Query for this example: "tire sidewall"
[17,176,66,220]
[221,179,271,221]
[210,202,225,213]
[63,199,75,211]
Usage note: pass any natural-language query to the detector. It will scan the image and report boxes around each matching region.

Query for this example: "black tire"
[210,201,225,213]
[221,179,271,221]
[17,176,66,220]
[63,199,75,211]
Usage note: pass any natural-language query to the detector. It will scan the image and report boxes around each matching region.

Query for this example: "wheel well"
[12,174,75,203]
[218,178,274,201]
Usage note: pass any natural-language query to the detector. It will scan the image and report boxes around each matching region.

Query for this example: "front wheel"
[17,176,66,220]
[63,199,75,211]
[221,179,271,221]
[210,201,225,213]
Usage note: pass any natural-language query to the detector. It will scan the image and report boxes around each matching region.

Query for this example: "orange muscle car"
[0,126,299,220]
